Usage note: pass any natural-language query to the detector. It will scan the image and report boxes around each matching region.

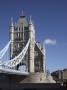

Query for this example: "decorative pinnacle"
[11,17,14,26]
[29,16,32,24]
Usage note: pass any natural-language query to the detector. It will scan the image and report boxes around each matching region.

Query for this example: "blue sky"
[0,0,67,72]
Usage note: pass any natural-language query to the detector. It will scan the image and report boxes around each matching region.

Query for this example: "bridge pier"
[0,72,55,84]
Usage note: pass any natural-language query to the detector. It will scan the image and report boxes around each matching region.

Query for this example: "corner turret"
[10,17,14,59]
[28,16,35,73]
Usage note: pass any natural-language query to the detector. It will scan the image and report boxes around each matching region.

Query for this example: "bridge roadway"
[0,67,29,75]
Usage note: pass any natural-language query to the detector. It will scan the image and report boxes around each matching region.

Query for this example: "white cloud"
[44,39,56,45]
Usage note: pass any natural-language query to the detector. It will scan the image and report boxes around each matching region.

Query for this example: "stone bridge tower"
[10,12,44,73]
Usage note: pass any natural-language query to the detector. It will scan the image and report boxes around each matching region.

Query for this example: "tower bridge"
[0,13,55,83]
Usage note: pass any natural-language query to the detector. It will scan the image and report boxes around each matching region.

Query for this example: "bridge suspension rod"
[0,40,11,59]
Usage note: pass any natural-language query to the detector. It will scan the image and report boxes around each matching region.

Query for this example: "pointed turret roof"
[29,16,32,25]
[16,11,28,27]
[29,16,34,26]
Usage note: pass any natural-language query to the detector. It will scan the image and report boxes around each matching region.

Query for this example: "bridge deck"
[0,67,29,75]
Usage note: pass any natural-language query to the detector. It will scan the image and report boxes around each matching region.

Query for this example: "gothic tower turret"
[29,16,35,73]
[10,18,14,59]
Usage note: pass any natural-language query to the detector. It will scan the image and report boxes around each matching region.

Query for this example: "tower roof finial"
[20,10,25,18]
[21,10,24,16]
